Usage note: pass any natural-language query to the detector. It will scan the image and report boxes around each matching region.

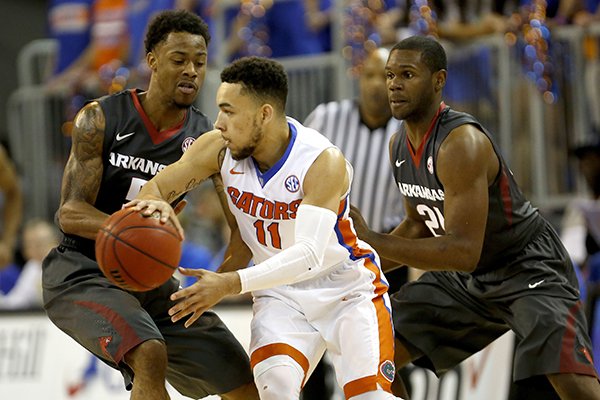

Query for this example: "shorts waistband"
[60,234,96,259]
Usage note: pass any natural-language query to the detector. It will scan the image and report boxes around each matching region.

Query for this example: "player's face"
[359,51,390,118]
[149,32,208,108]
[215,82,264,160]
[385,49,438,121]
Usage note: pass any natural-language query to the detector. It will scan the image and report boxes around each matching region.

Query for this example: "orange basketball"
[95,207,182,291]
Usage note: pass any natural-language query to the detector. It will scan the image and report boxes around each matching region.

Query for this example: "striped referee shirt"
[304,99,405,233]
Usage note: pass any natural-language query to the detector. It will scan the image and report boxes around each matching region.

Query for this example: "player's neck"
[252,119,291,173]
[139,91,187,132]
[405,102,444,145]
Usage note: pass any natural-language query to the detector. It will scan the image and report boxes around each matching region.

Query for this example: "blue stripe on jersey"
[334,197,378,265]
[252,122,298,187]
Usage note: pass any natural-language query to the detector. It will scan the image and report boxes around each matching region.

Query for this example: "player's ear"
[434,69,447,91]
[260,104,274,124]
[147,51,157,71]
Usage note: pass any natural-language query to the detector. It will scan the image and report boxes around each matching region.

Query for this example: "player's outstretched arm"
[352,125,497,272]
[58,102,110,240]
[168,147,348,326]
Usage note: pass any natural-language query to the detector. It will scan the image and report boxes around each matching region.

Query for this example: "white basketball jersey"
[221,117,376,277]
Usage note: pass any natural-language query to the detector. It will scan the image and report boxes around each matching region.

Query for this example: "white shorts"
[249,257,396,398]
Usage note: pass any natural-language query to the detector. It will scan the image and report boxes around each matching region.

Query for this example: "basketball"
[95,207,182,291]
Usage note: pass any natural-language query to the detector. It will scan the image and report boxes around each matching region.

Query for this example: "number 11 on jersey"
[254,220,282,249]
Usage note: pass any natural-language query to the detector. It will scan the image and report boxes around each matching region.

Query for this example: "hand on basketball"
[169,268,242,328]
[126,198,185,240]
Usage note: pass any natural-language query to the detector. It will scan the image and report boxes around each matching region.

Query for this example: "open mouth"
[178,81,197,94]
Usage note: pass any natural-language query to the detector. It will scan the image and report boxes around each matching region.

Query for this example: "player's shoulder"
[187,104,213,133]
[289,117,334,148]
[96,88,135,105]
[189,104,210,120]
[439,107,480,131]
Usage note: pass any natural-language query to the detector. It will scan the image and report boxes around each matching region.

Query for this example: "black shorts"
[391,222,597,381]
[42,244,253,397]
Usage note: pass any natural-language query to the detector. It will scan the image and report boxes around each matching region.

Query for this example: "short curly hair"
[220,56,288,112]
[144,10,210,54]
[391,36,447,73]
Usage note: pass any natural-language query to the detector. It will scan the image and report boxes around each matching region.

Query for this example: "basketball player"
[303,47,407,398]
[128,56,402,400]
[42,10,258,400]
[349,35,600,399]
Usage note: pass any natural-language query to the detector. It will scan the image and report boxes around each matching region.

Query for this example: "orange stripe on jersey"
[364,258,396,392]
[344,375,378,398]
[250,343,310,385]
[336,198,375,260]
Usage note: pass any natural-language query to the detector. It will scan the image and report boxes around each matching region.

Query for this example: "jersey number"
[254,221,282,249]
[126,177,148,201]
[416,204,445,237]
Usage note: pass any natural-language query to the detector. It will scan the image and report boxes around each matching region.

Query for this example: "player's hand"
[349,204,371,239]
[169,268,242,328]
[125,198,185,240]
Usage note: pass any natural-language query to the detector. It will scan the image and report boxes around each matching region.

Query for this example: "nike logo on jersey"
[528,279,544,289]
[229,168,244,175]
[395,159,405,167]
[116,131,136,141]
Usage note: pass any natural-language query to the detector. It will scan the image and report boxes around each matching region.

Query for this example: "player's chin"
[174,98,195,109]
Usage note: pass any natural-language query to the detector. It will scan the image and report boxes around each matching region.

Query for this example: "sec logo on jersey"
[285,175,300,193]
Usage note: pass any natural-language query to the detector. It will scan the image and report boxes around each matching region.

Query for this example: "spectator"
[47,0,94,80]
[177,179,231,287]
[573,0,600,133]
[0,142,23,296]
[0,220,59,310]
[561,138,600,268]
[0,143,22,270]
[45,0,129,98]
[223,0,332,62]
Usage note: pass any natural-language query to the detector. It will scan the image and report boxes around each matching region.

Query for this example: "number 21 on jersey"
[416,204,445,237]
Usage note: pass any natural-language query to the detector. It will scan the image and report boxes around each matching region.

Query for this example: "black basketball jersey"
[95,89,211,213]
[62,89,211,258]
[390,105,543,272]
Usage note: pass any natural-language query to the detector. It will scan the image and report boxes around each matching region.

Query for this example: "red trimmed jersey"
[390,106,541,272]
[94,89,212,214]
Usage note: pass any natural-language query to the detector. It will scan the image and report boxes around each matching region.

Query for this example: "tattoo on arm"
[212,174,225,194]
[185,178,199,192]
[166,191,180,203]
[211,174,236,229]
[61,104,105,206]
[217,147,226,169]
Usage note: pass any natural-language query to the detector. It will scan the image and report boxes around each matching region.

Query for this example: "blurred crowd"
[1,2,600,398]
